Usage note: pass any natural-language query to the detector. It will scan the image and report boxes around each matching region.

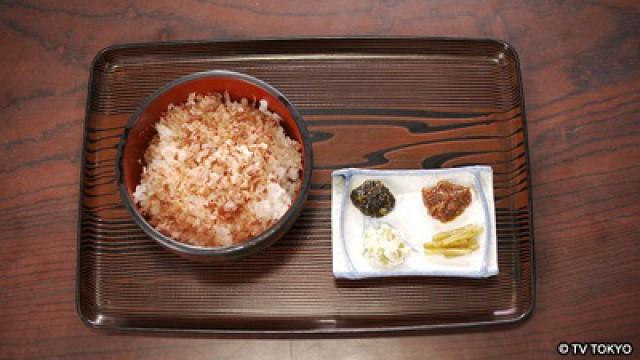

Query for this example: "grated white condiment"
[133,92,303,247]
[362,223,410,268]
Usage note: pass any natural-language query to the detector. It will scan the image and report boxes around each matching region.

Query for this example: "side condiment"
[363,223,410,268]
[424,224,483,257]
[350,180,396,217]
[422,180,472,223]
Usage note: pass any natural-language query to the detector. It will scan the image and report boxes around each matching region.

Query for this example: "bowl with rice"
[117,70,312,261]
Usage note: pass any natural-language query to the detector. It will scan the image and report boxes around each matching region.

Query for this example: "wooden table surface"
[1,1,639,359]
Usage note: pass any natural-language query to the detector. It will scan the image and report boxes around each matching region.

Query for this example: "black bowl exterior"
[116,70,313,261]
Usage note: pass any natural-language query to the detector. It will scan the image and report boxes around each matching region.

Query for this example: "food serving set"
[78,38,535,335]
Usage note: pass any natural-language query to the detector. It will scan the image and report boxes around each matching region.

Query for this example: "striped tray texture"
[78,38,535,335]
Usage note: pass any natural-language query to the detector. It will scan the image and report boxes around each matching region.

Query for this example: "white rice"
[133,92,303,247]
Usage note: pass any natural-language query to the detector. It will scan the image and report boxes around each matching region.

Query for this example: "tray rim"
[76,36,536,336]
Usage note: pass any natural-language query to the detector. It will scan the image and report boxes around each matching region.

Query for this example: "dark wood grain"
[0,0,639,359]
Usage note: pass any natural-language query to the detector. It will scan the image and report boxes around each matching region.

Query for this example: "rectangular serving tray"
[77,37,535,336]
